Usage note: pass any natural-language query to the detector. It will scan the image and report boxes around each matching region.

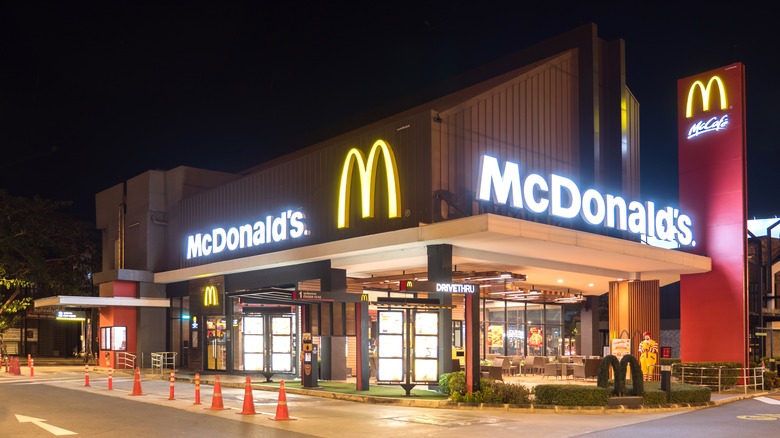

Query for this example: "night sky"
[1,2,777,223]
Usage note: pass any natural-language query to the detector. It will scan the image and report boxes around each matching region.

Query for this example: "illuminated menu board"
[271,316,293,372]
[377,311,404,382]
[413,312,438,382]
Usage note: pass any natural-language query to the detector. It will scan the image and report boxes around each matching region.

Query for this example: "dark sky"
[1,2,777,223]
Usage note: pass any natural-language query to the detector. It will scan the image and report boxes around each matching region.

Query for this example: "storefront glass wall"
[481,300,565,358]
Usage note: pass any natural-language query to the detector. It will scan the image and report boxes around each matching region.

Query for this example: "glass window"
[545,305,562,325]
[526,304,543,324]
[546,325,563,356]
[527,325,544,356]
[506,323,524,356]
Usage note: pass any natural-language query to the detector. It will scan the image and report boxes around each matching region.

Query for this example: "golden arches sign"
[337,139,401,229]
[203,285,219,307]
[685,75,728,118]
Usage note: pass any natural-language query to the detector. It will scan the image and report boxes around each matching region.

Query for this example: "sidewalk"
[8,358,772,411]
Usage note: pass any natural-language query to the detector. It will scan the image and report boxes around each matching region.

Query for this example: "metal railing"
[151,352,177,374]
[672,364,765,393]
[116,352,136,370]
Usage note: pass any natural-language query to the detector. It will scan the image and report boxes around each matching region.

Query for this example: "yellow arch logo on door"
[337,139,401,228]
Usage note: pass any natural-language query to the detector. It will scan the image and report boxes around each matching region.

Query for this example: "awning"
[34,295,171,309]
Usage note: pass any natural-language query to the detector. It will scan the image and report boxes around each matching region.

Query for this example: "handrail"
[671,364,765,393]
[116,352,136,370]
[151,352,177,374]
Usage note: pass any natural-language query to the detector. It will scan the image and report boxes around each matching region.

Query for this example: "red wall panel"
[678,63,747,364]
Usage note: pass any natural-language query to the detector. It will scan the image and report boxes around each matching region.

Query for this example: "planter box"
[607,396,643,407]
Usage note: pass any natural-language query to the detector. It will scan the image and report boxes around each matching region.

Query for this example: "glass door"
[206,316,227,371]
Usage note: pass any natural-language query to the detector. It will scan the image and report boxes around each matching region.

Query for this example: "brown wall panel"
[432,52,579,221]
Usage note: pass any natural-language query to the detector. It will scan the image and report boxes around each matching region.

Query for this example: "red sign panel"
[678,63,747,365]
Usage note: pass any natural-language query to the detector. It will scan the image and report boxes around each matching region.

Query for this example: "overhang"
[154,214,711,295]
[34,295,171,309]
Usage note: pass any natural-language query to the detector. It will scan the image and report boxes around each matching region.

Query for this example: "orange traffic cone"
[129,367,144,396]
[269,379,295,421]
[237,376,257,415]
[205,375,229,410]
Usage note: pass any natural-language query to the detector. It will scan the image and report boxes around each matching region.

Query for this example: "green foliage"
[447,372,531,405]
[597,355,625,395]
[438,372,452,394]
[672,362,741,389]
[0,189,99,336]
[534,381,709,406]
[446,370,711,407]
[639,381,711,404]
[0,189,99,296]
[763,369,780,390]
[596,354,644,396]
[620,354,644,395]
[534,384,611,406]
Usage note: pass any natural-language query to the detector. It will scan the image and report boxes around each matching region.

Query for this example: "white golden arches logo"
[337,139,401,229]
[203,285,219,307]
[685,75,727,118]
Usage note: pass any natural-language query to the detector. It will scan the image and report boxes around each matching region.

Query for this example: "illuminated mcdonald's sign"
[204,285,220,307]
[337,139,401,229]
[684,75,729,139]
[685,75,727,118]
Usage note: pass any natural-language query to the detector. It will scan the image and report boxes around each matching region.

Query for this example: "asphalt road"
[1,368,778,437]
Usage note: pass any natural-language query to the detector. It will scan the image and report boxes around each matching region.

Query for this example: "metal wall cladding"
[177,113,433,269]
[433,52,580,220]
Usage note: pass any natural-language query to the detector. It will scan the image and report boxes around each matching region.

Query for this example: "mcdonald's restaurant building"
[54,24,753,390]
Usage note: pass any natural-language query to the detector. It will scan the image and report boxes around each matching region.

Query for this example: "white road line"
[755,396,780,405]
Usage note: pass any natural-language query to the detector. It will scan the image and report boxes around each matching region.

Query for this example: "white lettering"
[186,209,309,260]
[475,155,696,247]
[524,174,549,213]
[687,114,729,139]
[478,155,522,207]
[551,175,580,218]
[212,228,226,254]
[581,189,605,225]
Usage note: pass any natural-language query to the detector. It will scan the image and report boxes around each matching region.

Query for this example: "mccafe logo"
[477,155,696,246]
[337,139,401,228]
[685,75,729,140]
[203,285,220,307]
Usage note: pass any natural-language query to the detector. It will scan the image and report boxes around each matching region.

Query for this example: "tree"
[0,189,100,358]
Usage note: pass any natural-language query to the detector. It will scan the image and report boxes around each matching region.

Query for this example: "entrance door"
[206,316,227,371]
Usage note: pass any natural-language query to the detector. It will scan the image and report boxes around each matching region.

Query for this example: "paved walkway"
[8,358,771,411]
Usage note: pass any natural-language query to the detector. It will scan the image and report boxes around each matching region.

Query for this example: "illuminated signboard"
[399,280,477,294]
[203,285,219,307]
[476,155,695,247]
[56,310,86,321]
[186,209,309,260]
[337,139,401,228]
[685,75,729,139]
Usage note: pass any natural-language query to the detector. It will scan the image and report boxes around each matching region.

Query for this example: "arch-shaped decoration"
[620,354,645,396]
[597,354,645,396]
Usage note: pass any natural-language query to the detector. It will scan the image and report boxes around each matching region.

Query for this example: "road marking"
[755,396,780,405]
[16,414,77,435]
[737,414,780,421]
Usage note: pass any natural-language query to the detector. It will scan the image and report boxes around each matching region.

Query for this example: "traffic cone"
[14,357,21,376]
[205,375,229,410]
[129,367,144,396]
[237,376,257,415]
[269,380,295,421]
